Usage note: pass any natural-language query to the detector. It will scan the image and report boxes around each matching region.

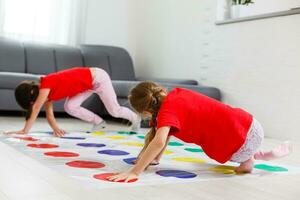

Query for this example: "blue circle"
[156,170,197,179]
[123,157,137,165]
[123,157,159,166]
[77,143,106,148]
[61,136,86,140]
[98,150,129,156]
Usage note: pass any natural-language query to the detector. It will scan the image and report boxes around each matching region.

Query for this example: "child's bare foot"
[254,141,293,161]
[235,157,255,173]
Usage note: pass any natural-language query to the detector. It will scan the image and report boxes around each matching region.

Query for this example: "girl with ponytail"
[108,81,292,182]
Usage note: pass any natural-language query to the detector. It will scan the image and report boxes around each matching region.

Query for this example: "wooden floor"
[0,116,299,200]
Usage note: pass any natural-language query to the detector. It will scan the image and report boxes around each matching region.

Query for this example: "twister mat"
[0,130,299,189]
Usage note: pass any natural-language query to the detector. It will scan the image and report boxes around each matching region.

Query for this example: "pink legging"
[64,68,138,124]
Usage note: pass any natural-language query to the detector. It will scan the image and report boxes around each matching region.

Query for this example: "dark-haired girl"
[6,67,140,136]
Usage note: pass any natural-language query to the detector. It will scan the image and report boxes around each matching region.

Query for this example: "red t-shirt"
[40,67,93,101]
[157,88,253,163]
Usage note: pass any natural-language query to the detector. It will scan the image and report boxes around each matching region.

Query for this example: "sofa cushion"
[54,46,84,71]
[81,45,136,80]
[0,72,41,89]
[112,80,221,101]
[0,37,25,73]
[24,43,56,74]
[80,46,111,75]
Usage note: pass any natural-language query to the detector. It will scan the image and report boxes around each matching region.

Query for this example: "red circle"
[27,143,59,148]
[44,151,79,157]
[14,136,39,141]
[93,173,138,183]
[66,160,105,169]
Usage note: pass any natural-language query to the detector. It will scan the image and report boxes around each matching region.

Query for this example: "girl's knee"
[107,106,121,118]
[64,102,77,115]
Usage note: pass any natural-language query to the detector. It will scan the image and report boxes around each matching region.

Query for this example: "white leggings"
[64,68,138,124]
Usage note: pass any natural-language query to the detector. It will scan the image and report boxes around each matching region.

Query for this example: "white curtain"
[0,0,86,46]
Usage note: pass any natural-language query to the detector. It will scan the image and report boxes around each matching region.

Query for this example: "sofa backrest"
[0,37,136,80]
[24,43,57,74]
[0,37,26,73]
[54,46,84,71]
[81,45,136,81]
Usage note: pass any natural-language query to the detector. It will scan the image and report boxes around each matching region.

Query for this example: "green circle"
[137,135,145,139]
[184,148,204,153]
[254,164,288,172]
[117,131,137,135]
[168,142,184,146]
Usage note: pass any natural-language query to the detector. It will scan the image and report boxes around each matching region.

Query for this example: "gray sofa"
[0,37,221,118]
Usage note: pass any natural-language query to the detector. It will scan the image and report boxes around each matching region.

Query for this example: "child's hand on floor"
[52,127,66,137]
[107,171,139,183]
[4,129,27,135]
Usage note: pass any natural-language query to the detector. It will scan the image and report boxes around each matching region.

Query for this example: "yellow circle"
[106,135,126,140]
[163,150,174,155]
[208,165,236,174]
[121,142,144,147]
[172,157,206,164]
[91,131,105,136]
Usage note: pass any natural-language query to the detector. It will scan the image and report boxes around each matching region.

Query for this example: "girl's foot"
[91,121,107,132]
[235,157,255,173]
[254,141,293,161]
[131,116,141,131]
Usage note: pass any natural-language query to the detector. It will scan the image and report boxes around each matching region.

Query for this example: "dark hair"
[129,81,166,156]
[15,80,39,120]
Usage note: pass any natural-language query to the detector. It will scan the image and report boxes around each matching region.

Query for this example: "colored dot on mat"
[66,160,105,169]
[184,148,204,153]
[172,157,206,164]
[27,143,59,149]
[106,135,126,140]
[137,135,145,139]
[77,143,106,148]
[44,151,79,157]
[208,165,236,175]
[98,150,129,156]
[121,142,144,147]
[61,136,86,140]
[92,131,105,136]
[254,164,288,172]
[123,157,137,165]
[93,173,138,183]
[163,150,174,155]
[168,141,184,146]
[156,170,197,179]
[118,131,138,135]
[14,136,38,142]
[123,157,159,166]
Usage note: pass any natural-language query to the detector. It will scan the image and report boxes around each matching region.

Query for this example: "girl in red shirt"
[108,81,292,182]
[6,67,140,136]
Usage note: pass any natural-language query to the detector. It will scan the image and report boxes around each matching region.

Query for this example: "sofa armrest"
[136,77,198,85]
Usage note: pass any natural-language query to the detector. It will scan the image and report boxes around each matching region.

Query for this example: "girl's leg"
[93,70,139,126]
[254,141,292,161]
[64,90,104,125]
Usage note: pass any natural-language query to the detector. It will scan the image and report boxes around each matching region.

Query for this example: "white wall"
[83,0,300,141]
[82,0,136,58]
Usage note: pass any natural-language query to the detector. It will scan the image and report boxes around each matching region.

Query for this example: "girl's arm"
[153,136,170,164]
[108,126,170,182]
[44,101,66,137]
[6,89,50,134]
